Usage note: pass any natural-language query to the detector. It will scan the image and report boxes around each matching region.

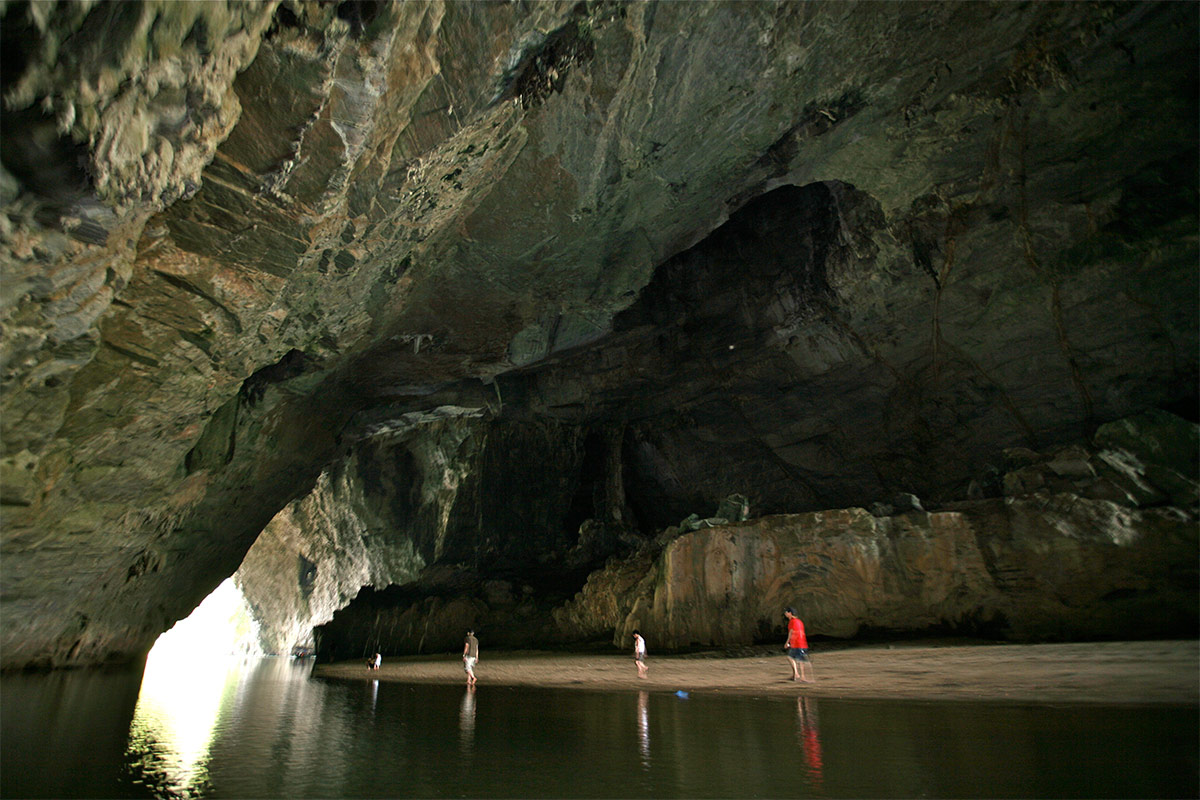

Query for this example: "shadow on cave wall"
[304,166,1198,659]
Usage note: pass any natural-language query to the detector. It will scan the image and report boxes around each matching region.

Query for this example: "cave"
[0,0,1196,674]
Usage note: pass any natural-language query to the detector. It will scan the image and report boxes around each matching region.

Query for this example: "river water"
[2,655,1195,798]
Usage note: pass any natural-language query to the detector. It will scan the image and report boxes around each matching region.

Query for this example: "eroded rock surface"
[237,409,635,654]
[1,2,1196,669]
[552,498,1194,648]
[551,412,1198,648]
[308,411,1196,657]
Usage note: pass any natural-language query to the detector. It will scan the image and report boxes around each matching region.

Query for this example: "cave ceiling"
[0,0,1196,669]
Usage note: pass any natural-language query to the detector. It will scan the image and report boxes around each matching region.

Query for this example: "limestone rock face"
[236,410,635,654]
[310,411,1196,657]
[0,2,1196,669]
[555,498,1194,649]
[554,415,1198,647]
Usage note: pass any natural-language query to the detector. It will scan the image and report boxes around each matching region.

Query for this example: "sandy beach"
[315,639,1198,705]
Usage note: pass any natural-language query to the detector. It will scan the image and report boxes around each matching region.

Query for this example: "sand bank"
[314,640,1197,705]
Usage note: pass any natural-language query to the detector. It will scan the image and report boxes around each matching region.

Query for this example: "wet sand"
[315,639,1197,705]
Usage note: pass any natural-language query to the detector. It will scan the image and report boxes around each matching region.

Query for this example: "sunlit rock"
[238,412,637,655]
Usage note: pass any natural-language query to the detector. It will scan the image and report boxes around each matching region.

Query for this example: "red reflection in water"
[797,696,824,792]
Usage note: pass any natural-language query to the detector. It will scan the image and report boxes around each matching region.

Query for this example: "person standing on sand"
[784,607,814,683]
[463,629,479,687]
[632,630,648,678]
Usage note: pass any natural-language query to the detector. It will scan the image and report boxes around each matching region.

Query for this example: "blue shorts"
[787,648,809,661]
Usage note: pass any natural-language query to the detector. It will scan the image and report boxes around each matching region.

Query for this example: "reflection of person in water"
[637,690,650,767]
[796,696,824,790]
[459,686,476,754]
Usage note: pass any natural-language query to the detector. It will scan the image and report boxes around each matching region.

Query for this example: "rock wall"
[503,171,1198,527]
[553,411,1198,647]
[238,410,642,654]
[234,411,482,654]
[1,2,1196,669]
[556,498,1195,649]
[309,411,1195,657]
[312,579,570,662]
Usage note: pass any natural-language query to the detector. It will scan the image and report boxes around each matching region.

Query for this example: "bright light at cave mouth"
[146,577,264,664]
[129,579,263,794]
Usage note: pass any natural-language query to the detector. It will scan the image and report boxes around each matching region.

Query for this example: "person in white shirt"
[632,630,648,678]
[463,630,479,686]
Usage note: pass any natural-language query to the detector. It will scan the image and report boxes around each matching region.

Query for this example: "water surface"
[2,657,1195,798]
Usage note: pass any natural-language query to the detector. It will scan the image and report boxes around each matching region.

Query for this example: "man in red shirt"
[784,607,814,683]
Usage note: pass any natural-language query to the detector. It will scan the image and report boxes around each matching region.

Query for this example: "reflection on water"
[637,690,650,767]
[125,656,241,795]
[0,665,143,798]
[3,658,1197,799]
[124,576,263,796]
[459,686,476,755]
[797,696,824,792]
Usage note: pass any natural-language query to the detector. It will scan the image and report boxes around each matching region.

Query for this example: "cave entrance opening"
[144,577,263,666]
[129,578,263,794]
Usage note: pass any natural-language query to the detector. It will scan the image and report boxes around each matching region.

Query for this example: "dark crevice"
[0,107,94,208]
[267,3,302,38]
[240,349,317,407]
[183,17,210,54]
[615,182,846,334]
[336,0,388,37]
[184,395,239,474]
[151,270,244,334]
[491,9,595,109]
[101,339,161,369]
[0,1,37,99]
[562,430,607,538]
[298,554,317,598]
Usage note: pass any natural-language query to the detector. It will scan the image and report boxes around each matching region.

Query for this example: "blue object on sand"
[674,690,689,699]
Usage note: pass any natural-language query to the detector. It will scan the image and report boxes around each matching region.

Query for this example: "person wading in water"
[463,629,479,687]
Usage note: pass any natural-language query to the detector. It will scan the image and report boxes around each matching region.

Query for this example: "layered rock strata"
[553,412,1198,648]
[552,497,1194,649]
[237,410,636,654]
[309,411,1196,657]
[1,2,1196,669]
